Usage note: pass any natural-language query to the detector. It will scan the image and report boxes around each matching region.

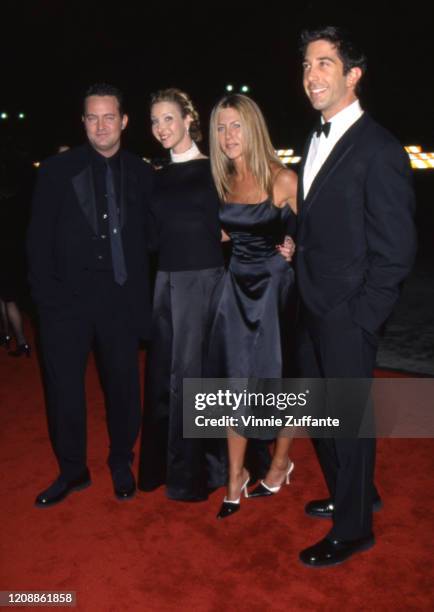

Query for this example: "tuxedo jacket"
[27,144,153,339]
[296,112,417,335]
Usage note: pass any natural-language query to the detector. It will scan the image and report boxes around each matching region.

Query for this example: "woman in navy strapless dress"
[211,201,295,377]
[209,94,298,518]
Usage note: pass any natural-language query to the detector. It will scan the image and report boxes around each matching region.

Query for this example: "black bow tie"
[315,121,331,138]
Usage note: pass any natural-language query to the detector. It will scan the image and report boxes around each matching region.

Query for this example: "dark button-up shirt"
[89,147,121,270]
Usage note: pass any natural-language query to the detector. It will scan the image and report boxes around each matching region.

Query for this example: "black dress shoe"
[305,495,383,519]
[8,343,31,358]
[111,466,136,500]
[0,334,11,349]
[299,534,375,567]
[35,470,91,507]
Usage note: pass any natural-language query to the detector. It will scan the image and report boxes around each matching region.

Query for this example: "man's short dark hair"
[300,26,367,76]
[83,83,125,115]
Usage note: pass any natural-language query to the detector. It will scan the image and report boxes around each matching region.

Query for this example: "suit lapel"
[300,114,366,220]
[297,129,314,218]
[119,153,127,229]
[72,165,98,234]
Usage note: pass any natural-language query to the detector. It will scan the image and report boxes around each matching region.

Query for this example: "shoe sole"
[34,480,92,508]
[299,538,375,568]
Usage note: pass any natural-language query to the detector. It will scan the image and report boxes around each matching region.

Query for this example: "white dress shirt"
[303,100,364,197]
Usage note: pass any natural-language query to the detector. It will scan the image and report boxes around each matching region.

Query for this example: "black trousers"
[297,301,378,541]
[38,272,141,480]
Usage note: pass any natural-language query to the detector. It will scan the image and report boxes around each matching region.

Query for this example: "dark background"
[1,0,433,159]
[1,0,433,372]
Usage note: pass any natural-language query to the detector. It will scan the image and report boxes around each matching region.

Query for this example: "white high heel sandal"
[216,474,250,519]
[249,461,295,497]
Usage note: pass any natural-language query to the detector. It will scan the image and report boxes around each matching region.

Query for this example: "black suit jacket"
[27,144,153,339]
[296,113,417,335]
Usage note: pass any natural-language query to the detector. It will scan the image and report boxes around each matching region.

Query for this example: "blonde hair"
[150,88,202,142]
[209,94,283,202]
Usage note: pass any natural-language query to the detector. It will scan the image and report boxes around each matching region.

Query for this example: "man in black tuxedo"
[28,83,153,506]
[295,28,416,566]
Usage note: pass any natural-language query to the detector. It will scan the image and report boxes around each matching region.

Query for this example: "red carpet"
[1,325,434,611]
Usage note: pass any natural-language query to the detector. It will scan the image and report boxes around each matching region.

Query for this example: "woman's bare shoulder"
[273,165,297,189]
[272,165,297,210]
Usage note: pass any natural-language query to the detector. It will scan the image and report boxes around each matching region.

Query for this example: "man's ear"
[347,67,362,90]
[121,114,129,130]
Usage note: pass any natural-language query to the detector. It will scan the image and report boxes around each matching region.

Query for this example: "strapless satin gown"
[207,201,296,442]
[209,201,295,379]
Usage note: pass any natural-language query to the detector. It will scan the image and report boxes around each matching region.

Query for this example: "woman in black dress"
[208,94,298,518]
[138,89,227,501]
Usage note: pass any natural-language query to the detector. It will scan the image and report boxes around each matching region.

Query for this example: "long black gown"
[208,201,296,432]
[138,158,227,501]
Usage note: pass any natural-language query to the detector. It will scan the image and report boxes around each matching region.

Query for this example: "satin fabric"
[138,267,228,500]
[207,202,296,438]
[209,202,295,377]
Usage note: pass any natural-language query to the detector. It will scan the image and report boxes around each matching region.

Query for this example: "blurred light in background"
[275,146,433,169]
[404,146,434,169]
[276,149,301,165]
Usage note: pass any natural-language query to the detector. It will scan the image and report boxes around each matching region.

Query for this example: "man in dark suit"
[295,27,416,566]
[28,83,153,506]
